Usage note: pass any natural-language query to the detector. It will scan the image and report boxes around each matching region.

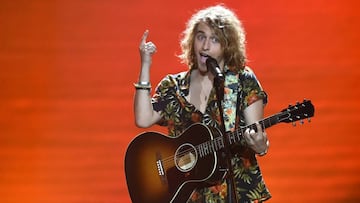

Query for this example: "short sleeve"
[151,75,173,112]
[240,66,268,109]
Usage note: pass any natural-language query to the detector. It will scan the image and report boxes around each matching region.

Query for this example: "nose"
[202,38,210,51]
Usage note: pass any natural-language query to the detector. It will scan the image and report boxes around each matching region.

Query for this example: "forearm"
[134,89,158,128]
[243,100,269,155]
[133,63,160,127]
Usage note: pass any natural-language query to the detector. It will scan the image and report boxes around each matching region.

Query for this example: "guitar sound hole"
[175,143,198,172]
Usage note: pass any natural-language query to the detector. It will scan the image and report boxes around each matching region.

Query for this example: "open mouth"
[199,53,209,64]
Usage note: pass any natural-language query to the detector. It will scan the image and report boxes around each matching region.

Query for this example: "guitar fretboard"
[196,112,287,158]
[194,99,314,158]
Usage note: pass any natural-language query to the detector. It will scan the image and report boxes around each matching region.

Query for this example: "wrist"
[258,149,267,156]
[134,81,151,91]
[258,140,269,156]
[137,81,150,86]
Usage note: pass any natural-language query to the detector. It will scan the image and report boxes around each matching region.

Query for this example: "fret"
[214,137,225,150]
[197,144,205,158]
[202,142,209,156]
[228,132,237,145]
[208,140,216,153]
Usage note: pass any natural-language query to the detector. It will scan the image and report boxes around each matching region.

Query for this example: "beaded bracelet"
[134,82,151,90]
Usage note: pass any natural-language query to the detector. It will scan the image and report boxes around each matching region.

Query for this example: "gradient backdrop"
[1,0,359,202]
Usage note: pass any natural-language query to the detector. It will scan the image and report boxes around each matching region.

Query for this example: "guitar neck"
[260,112,286,129]
[196,99,314,158]
[197,112,285,158]
[228,112,285,145]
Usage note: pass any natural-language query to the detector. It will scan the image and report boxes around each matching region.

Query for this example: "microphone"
[206,56,224,81]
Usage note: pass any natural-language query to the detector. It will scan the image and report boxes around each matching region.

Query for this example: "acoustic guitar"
[125,100,314,203]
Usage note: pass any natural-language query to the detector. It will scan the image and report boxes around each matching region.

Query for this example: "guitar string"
[158,128,247,169]
[159,137,225,168]
[158,112,293,168]
[158,120,275,168]
[161,128,248,166]
[157,116,276,168]
[155,105,309,168]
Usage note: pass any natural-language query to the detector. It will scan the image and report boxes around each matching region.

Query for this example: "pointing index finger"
[140,30,149,45]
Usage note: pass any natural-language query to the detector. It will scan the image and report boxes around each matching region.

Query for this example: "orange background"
[1,0,359,202]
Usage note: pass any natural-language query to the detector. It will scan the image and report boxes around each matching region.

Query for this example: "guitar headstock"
[280,100,315,125]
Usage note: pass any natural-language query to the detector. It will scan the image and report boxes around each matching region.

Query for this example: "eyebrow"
[195,30,205,35]
[195,30,217,37]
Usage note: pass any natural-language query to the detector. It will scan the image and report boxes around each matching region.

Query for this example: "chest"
[185,80,213,113]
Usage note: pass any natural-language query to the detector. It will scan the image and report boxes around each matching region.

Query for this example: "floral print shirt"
[152,66,271,203]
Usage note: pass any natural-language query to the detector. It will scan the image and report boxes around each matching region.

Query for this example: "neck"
[192,69,214,82]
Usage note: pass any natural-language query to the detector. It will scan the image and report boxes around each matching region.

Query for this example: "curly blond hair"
[179,5,247,72]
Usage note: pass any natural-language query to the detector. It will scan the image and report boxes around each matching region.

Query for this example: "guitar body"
[125,123,223,203]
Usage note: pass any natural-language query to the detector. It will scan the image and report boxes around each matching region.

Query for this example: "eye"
[196,33,206,41]
[210,36,220,43]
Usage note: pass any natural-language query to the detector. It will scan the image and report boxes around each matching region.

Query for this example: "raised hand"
[139,30,157,66]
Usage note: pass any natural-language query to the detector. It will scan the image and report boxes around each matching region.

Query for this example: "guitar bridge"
[156,152,168,185]
[156,159,165,176]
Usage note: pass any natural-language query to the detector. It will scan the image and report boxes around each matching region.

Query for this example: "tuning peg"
[308,118,311,122]
[300,119,304,125]
[292,122,296,126]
